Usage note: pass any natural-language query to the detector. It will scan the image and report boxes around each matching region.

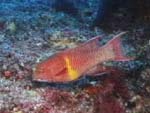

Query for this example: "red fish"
[33,32,133,83]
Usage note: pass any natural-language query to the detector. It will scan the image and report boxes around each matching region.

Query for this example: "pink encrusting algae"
[33,68,130,113]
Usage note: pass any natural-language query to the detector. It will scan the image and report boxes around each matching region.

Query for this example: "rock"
[7,22,17,33]
[0,34,5,42]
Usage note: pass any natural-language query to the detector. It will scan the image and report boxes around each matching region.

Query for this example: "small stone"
[24,85,32,90]
[15,71,24,80]
[146,86,150,93]
[130,95,141,102]
[36,42,42,46]
[3,70,13,78]
[12,107,23,113]
[13,110,23,113]
[2,63,7,70]
[7,22,16,33]
[0,34,5,42]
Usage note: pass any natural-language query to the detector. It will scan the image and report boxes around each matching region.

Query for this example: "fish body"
[33,32,133,83]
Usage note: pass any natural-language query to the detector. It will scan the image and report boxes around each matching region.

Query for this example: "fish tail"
[107,32,134,61]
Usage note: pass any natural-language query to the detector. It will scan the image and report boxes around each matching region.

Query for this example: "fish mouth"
[32,73,54,83]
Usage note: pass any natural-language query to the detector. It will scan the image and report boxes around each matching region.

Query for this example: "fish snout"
[32,65,48,81]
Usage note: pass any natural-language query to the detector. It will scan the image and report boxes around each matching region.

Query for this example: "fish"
[33,32,134,83]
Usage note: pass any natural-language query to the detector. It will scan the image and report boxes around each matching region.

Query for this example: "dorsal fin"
[80,36,102,48]
[70,36,102,53]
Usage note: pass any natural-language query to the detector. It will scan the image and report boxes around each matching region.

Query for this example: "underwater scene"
[0,0,150,113]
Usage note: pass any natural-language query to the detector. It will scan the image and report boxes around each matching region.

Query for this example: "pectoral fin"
[55,67,67,76]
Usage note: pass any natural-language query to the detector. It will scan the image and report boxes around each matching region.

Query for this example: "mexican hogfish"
[33,32,133,83]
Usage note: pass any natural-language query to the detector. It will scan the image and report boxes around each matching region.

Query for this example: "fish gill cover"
[0,0,150,113]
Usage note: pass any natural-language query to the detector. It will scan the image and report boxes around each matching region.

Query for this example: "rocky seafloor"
[0,0,150,113]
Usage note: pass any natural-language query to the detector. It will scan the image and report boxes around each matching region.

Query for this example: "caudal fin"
[107,32,134,61]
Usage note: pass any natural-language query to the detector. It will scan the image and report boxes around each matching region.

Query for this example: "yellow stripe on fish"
[64,57,79,80]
